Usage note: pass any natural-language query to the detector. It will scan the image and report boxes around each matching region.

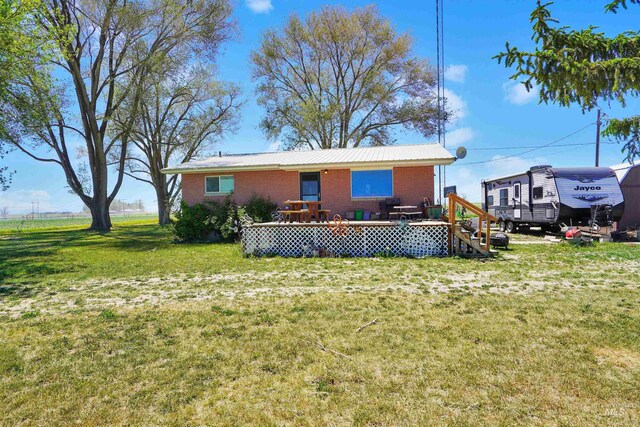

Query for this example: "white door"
[513,182,522,219]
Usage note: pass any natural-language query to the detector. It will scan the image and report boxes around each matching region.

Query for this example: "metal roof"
[611,160,640,182]
[162,143,455,174]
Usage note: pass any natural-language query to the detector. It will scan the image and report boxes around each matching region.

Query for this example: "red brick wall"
[180,165,435,215]
[181,170,300,206]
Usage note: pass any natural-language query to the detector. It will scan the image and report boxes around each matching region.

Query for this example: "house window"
[351,169,393,198]
[487,195,494,206]
[499,189,509,207]
[532,186,543,200]
[205,175,234,194]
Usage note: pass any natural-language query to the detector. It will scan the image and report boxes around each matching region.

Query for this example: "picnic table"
[389,205,422,221]
[279,200,330,223]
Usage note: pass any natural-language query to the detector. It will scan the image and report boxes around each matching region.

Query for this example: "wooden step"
[452,227,493,257]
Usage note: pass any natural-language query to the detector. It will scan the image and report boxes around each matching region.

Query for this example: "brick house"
[162,144,455,217]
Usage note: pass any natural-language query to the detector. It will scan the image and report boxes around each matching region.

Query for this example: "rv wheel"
[505,220,515,233]
[498,220,506,232]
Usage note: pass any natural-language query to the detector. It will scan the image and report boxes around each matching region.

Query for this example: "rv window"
[533,186,543,200]
[487,195,494,206]
[514,184,520,198]
[499,189,508,207]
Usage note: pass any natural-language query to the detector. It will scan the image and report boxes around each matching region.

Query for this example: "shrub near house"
[172,195,277,242]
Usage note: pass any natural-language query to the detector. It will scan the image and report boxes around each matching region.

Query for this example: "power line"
[451,122,596,166]
[467,142,598,151]
[460,144,596,168]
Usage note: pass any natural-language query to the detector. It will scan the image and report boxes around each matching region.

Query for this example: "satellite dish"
[456,146,467,159]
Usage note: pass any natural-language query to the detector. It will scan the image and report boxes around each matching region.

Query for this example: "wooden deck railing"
[447,193,498,254]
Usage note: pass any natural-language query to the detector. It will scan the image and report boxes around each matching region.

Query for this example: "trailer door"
[513,181,522,219]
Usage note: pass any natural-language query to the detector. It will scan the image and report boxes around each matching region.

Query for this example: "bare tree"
[0,0,235,230]
[0,207,8,219]
[113,64,241,225]
[251,5,444,150]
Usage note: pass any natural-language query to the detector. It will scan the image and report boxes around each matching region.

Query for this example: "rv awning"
[162,143,455,174]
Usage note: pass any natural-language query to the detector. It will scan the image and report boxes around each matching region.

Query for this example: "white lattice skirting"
[241,223,450,258]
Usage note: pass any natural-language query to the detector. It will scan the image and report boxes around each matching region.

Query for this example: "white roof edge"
[162,157,455,174]
[611,160,640,181]
[161,144,456,174]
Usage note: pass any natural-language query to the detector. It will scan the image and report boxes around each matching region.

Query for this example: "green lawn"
[0,214,157,233]
[1,224,639,425]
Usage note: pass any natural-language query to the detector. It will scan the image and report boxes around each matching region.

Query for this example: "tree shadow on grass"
[0,225,172,289]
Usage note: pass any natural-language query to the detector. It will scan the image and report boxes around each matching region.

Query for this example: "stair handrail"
[447,193,497,253]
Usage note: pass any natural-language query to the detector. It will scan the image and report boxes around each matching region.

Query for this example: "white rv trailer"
[481,166,625,232]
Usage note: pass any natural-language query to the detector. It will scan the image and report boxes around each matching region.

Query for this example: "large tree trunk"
[86,139,114,231]
[155,178,171,226]
[88,199,112,230]
[157,199,171,226]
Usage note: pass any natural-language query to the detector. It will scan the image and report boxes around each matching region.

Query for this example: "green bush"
[173,198,238,242]
[243,194,278,223]
[173,194,277,243]
[172,202,214,242]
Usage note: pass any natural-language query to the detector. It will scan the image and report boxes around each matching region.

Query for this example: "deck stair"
[447,193,498,258]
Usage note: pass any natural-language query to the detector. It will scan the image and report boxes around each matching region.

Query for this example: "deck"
[241,220,451,258]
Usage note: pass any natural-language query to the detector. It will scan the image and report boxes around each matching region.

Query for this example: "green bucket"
[428,206,442,219]
[354,209,363,220]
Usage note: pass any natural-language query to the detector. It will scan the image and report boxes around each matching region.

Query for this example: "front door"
[513,182,522,219]
[300,172,321,202]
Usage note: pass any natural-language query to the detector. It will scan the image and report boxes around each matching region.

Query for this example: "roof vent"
[219,151,222,157]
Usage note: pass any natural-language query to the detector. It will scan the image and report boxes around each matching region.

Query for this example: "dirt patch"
[593,347,640,370]
[4,271,639,318]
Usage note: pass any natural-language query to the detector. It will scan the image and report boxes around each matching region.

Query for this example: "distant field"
[0,214,157,232]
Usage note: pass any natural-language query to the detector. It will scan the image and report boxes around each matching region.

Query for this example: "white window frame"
[204,175,234,195]
[350,168,394,199]
[499,188,509,207]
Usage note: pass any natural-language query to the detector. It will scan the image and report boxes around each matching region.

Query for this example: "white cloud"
[246,0,273,13]
[444,64,468,83]
[487,154,549,178]
[443,88,466,121]
[445,155,549,202]
[446,166,478,201]
[445,127,474,148]
[0,189,55,214]
[503,81,539,105]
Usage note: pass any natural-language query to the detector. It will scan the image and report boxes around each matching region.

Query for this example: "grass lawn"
[0,214,157,233]
[1,224,639,425]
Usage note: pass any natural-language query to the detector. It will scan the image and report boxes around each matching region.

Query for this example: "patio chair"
[379,198,401,220]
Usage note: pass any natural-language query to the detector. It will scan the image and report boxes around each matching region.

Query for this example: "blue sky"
[2,0,639,213]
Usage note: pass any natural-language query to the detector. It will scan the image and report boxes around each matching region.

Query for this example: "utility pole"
[595,109,601,167]
[436,0,441,203]
[435,0,445,203]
